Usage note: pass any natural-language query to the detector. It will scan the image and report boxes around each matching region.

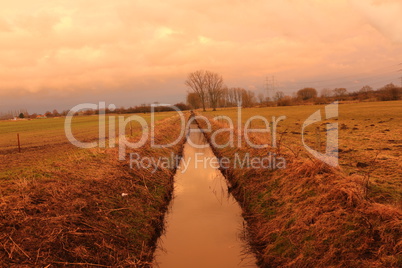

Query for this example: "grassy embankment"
[0,112,186,267]
[198,101,402,267]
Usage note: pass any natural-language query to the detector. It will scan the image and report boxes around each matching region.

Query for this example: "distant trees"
[274,91,285,101]
[186,92,202,109]
[241,89,255,108]
[317,84,401,102]
[185,85,256,110]
[297,88,317,100]
[378,83,400,101]
[333,88,348,99]
[173,102,191,111]
[183,73,401,111]
[320,88,333,98]
[219,87,230,107]
[52,109,60,117]
[185,70,208,111]
[0,109,29,120]
[185,70,225,111]
[185,70,259,110]
[229,87,244,105]
[76,103,191,115]
[205,71,224,111]
[83,109,95,116]
[277,96,293,106]
[257,93,265,104]
[358,85,373,100]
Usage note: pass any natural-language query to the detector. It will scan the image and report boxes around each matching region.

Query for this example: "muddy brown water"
[153,125,257,267]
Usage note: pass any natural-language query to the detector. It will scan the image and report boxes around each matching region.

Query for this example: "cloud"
[351,0,402,43]
[0,0,401,113]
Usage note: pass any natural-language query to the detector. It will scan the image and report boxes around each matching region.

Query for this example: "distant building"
[36,115,47,119]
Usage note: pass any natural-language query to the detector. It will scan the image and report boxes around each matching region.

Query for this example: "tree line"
[2,72,400,120]
[185,70,257,110]
[0,109,30,120]
[0,103,192,120]
[0,109,71,120]
[185,70,402,109]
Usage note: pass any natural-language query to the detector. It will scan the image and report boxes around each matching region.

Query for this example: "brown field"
[0,112,186,267]
[197,100,402,267]
[0,101,401,267]
[201,100,402,207]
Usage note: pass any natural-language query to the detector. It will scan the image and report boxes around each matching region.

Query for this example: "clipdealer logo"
[64,101,339,169]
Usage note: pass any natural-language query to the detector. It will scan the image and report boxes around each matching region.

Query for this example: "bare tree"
[186,92,202,109]
[320,88,332,98]
[205,71,224,111]
[185,70,208,111]
[242,89,255,107]
[274,91,285,101]
[232,87,243,106]
[219,86,229,107]
[359,85,373,94]
[358,85,373,100]
[378,83,400,101]
[227,88,236,106]
[333,88,348,98]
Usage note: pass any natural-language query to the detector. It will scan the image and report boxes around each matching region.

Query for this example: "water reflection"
[153,125,257,268]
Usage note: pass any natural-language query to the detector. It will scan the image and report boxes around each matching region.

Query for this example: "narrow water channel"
[153,124,257,267]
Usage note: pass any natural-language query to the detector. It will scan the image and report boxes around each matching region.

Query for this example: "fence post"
[17,133,21,153]
[315,127,321,151]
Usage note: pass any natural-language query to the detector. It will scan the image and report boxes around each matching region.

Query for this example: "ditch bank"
[0,115,187,267]
[196,115,402,267]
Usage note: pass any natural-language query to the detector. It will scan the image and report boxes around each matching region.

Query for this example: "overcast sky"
[0,0,401,114]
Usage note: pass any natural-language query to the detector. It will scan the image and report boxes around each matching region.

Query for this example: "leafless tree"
[205,71,224,111]
[320,88,333,98]
[274,91,285,101]
[186,92,202,109]
[378,83,400,101]
[227,88,237,106]
[219,86,229,107]
[185,70,208,111]
[333,88,348,98]
[242,89,255,107]
[357,85,373,100]
[232,87,243,106]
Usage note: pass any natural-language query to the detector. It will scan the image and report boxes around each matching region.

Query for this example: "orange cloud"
[0,0,401,112]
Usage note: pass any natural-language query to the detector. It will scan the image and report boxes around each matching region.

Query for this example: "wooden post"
[17,133,21,153]
[315,127,321,151]
[130,121,133,136]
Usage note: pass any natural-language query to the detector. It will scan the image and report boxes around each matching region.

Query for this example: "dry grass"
[202,101,402,207]
[0,112,174,153]
[197,110,402,267]
[0,115,186,267]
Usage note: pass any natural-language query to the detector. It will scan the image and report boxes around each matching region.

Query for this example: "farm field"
[196,100,402,267]
[201,100,402,207]
[0,112,185,266]
[0,112,176,178]
[0,101,401,267]
[0,112,175,153]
